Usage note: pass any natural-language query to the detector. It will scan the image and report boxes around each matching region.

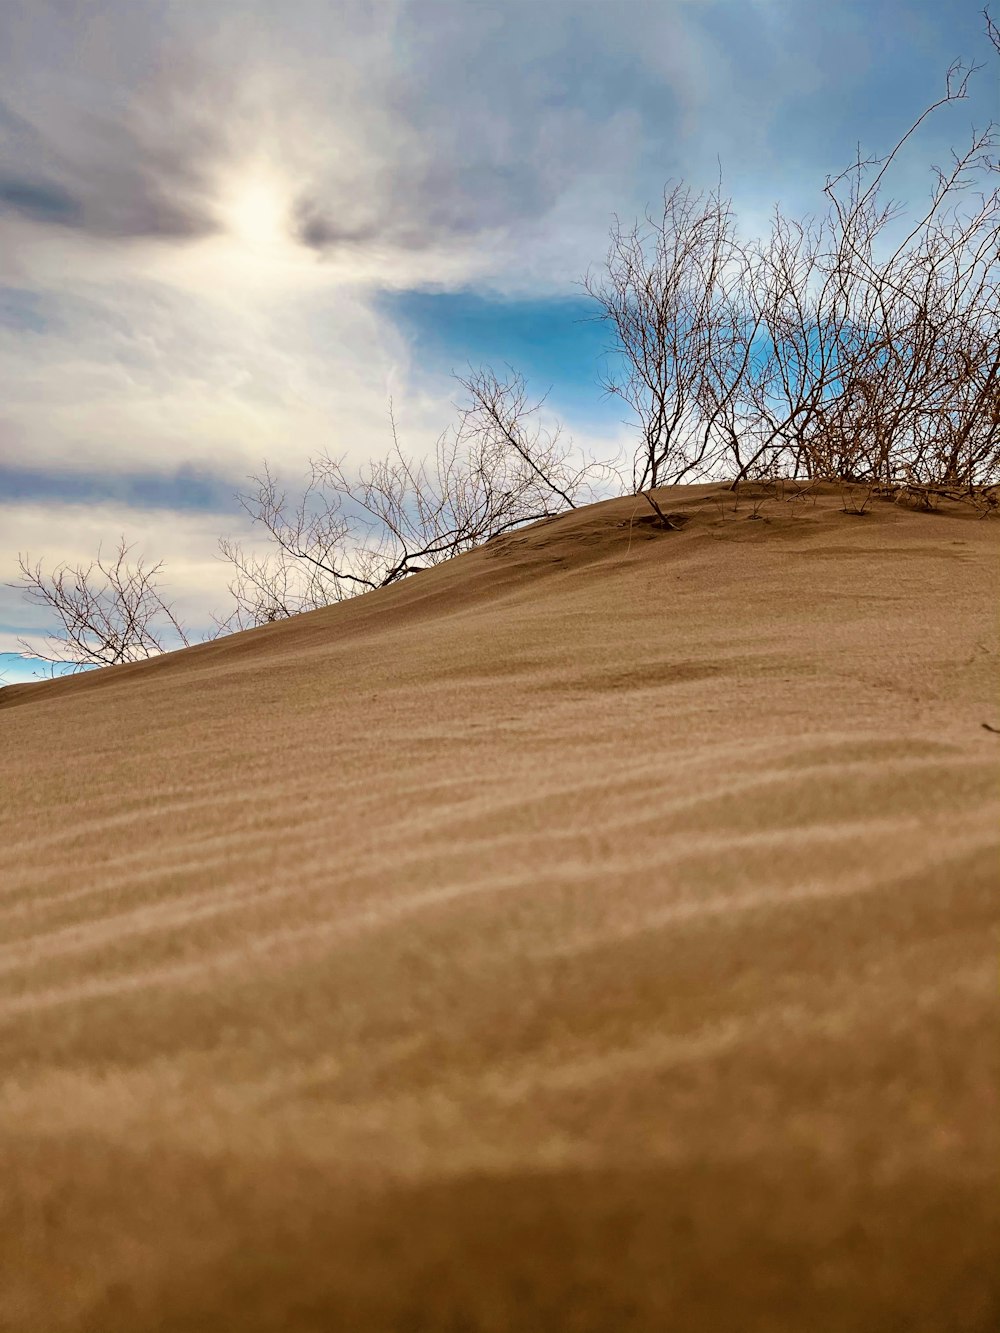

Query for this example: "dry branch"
[13,539,190,671]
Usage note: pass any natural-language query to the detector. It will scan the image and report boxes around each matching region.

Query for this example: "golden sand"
[2,482,998,1331]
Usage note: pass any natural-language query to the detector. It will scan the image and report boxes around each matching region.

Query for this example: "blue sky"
[0,0,996,663]
[379,291,626,426]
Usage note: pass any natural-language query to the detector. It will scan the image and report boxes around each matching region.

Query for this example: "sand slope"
[2,482,998,1332]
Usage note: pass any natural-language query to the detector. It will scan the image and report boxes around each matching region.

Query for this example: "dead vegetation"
[14,540,191,672]
[587,58,999,498]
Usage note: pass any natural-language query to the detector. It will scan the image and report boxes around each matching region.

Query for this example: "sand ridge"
[1,482,998,1331]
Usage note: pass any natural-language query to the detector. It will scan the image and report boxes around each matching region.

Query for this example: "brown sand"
[1,481,998,1332]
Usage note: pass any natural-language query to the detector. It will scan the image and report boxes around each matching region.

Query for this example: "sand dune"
[2,481,998,1331]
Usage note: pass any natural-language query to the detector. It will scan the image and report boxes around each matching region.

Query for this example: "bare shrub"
[219,368,613,630]
[588,20,1000,495]
[13,539,190,671]
[584,183,756,492]
[11,369,610,663]
[796,61,1000,487]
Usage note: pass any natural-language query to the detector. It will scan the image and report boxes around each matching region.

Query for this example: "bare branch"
[220,370,615,628]
[12,539,191,671]
[588,30,1000,497]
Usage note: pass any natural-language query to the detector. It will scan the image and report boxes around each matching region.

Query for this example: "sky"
[1,0,996,679]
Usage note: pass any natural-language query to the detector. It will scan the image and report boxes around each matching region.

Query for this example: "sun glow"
[221,170,291,251]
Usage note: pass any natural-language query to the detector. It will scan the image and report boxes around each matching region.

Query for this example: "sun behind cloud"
[219,167,293,252]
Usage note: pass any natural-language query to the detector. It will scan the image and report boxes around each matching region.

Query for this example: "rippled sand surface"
[2,483,998,1331]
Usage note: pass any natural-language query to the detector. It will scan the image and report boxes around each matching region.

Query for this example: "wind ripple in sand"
[2,486,998,1332]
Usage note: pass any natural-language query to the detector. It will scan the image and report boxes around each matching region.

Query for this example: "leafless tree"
[13,539,191,671]
[220,367,612,629]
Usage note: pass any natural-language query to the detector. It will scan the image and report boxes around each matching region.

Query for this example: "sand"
[1,481,998,1332]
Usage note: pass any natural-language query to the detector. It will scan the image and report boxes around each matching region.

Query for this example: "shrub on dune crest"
[586,59,999,494]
